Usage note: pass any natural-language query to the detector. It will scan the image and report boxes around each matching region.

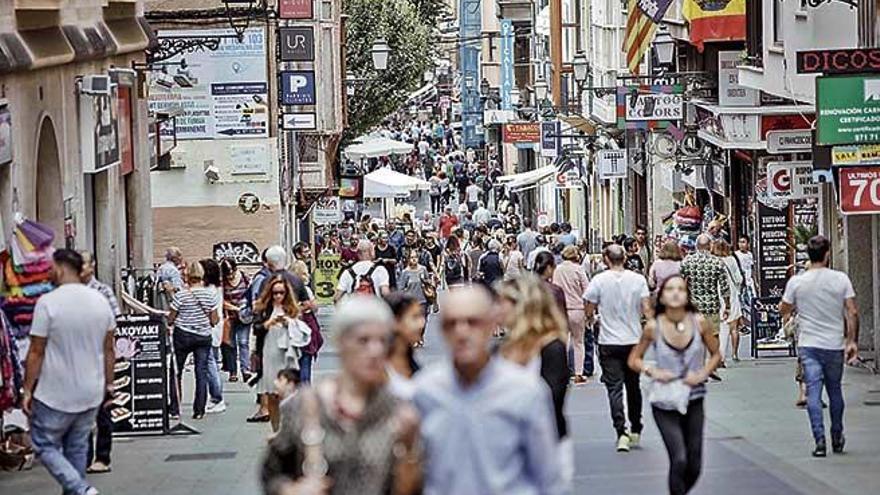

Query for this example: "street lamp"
[652,26,675,67]
[534,78,548,102]
[572,51,589,86]
[371,38,391,71]
[480,77,491,98]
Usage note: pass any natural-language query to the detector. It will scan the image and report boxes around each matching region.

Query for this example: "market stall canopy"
[364,167,431,198]
[343,136,414,161]
[407,83,437,105]
[497,165,556,192]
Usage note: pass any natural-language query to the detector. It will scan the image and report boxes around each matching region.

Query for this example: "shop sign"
[540,120,561,158]
[816,74,880,146]
[0,102,12,165]
[281,112,317,130]
[797,47,880,75]
[279,27,314,62]
[696,108,760,145]
[238,192,261,214]
[502,122,540,143]
[756,201,791,298]
[766,129,812,154]
[80,85,121,174]
[831,144,880,166]
[484,109,515,125]
[460,0,483,148]
[838,165,880,215]
[213,241,261,265]
[500,19,514,111]
[767,161,819,200]
[554,157,582,190]
[623,90,683,122]
[279,0,313,19]
[761,113,813,139]
[280,70,316,105]
[718,51,759,107]
[112,316,169,435]
[312,252,342,306]
[596,149,628,180]
[313,196,343,225]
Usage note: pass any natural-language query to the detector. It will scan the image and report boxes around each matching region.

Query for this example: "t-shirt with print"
[171,287,221,337]
[584,269,650,346]
[782,268,855,350]
[30,283,116,413]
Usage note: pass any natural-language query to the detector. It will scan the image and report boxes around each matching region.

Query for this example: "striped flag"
[623,0,674,74]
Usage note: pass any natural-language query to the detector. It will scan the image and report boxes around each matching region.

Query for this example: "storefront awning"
[558,114,597,135]
[693,101,815,151]
[498,165,556,192]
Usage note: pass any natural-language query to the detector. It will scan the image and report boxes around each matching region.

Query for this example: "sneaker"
[629,432,641,448]
[192,413,205,420]
[206,400,227,414]
[616,435,631,453]
[85,487,100,495]
[812,440,827,457]
[86,461,111,474]
[572,375,588,385]
[709,372,722,382]
[832,436,845,454]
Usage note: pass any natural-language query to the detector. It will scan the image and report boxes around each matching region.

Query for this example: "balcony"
[496,0,534,23]
[14,0,64,9]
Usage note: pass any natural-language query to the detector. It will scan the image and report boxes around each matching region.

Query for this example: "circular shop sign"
[238,193,261,214]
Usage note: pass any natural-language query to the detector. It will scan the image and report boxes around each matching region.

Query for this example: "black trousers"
[598,344,643,437]
[88,404,112,465]
[653,399,705,495]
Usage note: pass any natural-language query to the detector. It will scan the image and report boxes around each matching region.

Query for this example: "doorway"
[35,117,64,244]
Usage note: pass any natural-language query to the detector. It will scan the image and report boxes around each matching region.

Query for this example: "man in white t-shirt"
[465,181,482,212]
[24,249,116,495]
[335,239,391,301]
[734,235,756,291]
[780,235,859,457]
[584,244,651,453]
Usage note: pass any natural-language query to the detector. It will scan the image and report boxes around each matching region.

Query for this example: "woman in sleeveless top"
[628,276,722,495]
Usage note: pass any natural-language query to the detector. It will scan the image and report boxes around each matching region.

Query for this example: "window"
[746,0,764,66]
[772,0,784,45]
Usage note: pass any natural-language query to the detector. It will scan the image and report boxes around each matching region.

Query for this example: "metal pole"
[291,130,299,250]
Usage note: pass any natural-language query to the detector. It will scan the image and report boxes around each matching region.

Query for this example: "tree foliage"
[344,0,433,140]
[407,0,450,27]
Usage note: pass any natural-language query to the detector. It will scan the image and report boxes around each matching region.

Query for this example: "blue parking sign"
[280,70,316,106]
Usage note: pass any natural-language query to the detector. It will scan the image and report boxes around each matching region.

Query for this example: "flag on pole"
[623,0,675,74]
[682,0,746,52]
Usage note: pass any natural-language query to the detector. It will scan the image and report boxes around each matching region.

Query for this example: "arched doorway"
[35,117,64,244]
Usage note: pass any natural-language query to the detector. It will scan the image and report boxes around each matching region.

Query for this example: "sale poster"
[312,253,342,305]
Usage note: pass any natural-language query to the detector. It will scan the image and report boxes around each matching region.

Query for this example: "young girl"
[383,293,425,400]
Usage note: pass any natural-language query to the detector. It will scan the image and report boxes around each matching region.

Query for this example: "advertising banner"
[148,28,268,140]
[816,74,880,146]
[831,143,880,166]
[280,70,317,105]
[502,123,540,143]
[111,316,168,436]
[554,157,582,190]
[756,201,791,298]
[313,196,343,225]
[617,84,683,130]
[279,27,315,62]
[459,0,483,148]
[838,165,880,215]
[80,87,121,174]
[312,252,342,305]
[500,19,515,111]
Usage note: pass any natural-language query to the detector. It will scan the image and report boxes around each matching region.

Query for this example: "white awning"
[498,165,556,192]
[343,136,414,161]
[364,167,430,198]
[407,83,437,104]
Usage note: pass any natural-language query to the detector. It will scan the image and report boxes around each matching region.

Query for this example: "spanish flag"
[682,0,746,52]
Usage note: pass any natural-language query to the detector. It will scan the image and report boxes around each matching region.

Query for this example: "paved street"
[2,307,880,495]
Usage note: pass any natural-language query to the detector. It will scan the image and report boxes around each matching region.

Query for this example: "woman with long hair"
[262,296,421,495]
[628,276,722,495]
[199,258,226,414]
[253,276,302,431]
[440,235,469,288]
[383,292,425,399]
[220,257,252,383]
[290,260,324,384]
[712,240,744,362]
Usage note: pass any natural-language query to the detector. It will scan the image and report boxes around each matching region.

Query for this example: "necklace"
[666,317,686,333]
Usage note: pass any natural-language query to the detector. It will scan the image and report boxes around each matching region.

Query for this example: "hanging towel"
[17,219,55,250]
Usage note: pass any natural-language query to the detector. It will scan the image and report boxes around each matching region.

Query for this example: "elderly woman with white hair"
[262,296,422,495]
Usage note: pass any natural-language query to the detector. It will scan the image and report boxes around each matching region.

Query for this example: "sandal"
[229,375,239,383]
[246,413,271,423]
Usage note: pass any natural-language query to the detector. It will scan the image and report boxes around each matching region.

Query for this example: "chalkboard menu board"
[111,316,169,435]
[756,202,791,298]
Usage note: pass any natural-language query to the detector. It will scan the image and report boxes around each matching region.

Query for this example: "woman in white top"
[502,234,524,281]
[712,240,744,362]
[199,259,227,414]
[383,293,425,400]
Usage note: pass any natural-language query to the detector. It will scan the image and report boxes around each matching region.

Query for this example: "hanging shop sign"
[502,123,540,143]
[540,120,561,158]
[718,51,760,107]
[596,149,628,180]
[618,85,683,129]
[756,201,791,298]
[312,252,342,306]
[148,28,268,140]
[111,316,169,436]
[816,74,880,146]
[280,70,316,105]
[338,174,363,200]
[0,102,11,165]
[831,143,880,166]
[761,113,814,139]
[282,112,317,130]
[313,196,343,225]
[500,19,514,111]
[767,161,819,200]
[554,157,582,190]
[766,129,812,154]
[80,85,121,174]
[238,192,261,214]
[279,0,313,19]
[279,27,315,62]
[838,165,880,215]
[695,107,761,148]
[797,47,880,75]
[213,241,261,266]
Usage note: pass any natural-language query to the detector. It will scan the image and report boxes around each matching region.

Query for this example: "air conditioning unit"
[81,75,111,95]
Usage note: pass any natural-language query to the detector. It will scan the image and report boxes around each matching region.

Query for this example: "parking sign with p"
[280,70,316,105]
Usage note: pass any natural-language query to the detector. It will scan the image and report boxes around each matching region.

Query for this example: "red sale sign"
[839,166,880,215]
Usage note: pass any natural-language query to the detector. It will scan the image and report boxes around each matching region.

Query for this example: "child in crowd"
[275,368,301,409]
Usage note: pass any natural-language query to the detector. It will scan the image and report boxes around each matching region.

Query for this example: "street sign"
[279,27,315,62]
[502,122,540,143]
[281,112,317,130]
[766,130,812,154]
[831,144,880,166]
[313,196,342,225]
[767,161,819,200]
[540,121,560,158]
[596,149,628,179]
[278,0,313,19]
[280,70,316,105]
[838,165,880,215]
[797,48,880,75]
[816,74,880,146]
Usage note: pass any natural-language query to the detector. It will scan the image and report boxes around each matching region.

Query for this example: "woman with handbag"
[628,276,722,495]
[713,240,744,363]
[253,276,309,432]
[261,296,422,495]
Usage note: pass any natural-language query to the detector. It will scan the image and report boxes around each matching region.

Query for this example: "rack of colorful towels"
[0,216,55,340]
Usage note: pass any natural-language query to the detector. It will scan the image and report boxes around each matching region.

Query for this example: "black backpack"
[445,254,464,282]
[480,252,504,285]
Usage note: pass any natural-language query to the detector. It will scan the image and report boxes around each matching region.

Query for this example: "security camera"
[204,165,220,183]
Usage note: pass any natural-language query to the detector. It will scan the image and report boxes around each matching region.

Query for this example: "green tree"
[407,0,450,27]
[344,0,432,140]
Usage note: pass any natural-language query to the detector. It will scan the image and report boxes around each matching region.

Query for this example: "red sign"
[839,166,880,215]
[117,86,134,176]
[279,0,313,19]
[502,123,540,144]
[797,48,880,75]
[761,114,813,140]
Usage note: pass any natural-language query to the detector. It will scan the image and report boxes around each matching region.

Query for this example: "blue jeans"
[207,346,223,403]
[799,347,845,443]
[233,322,251,375]
[299,353,313,384]
[173,330,211,416]
[30,400,98,495]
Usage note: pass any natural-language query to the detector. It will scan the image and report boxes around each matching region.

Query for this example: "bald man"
[335,240,390,301]
[680,234,730,339]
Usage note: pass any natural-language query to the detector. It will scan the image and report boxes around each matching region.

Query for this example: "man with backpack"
[334,239,391,302]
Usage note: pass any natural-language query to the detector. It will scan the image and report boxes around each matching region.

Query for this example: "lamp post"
[652,26,676,70]
[572,51,589,114]
[371,38,391,71]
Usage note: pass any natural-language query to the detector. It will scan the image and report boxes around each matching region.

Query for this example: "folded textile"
[2,296,39,306]
[5,305,35,317]
[12,313,32,325]
[17,219,55,250]
[21,282,53,298]
[4,261,51,287]
[20,259,53,275]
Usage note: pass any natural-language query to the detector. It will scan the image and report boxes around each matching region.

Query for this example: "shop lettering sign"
[596,150,628,180]
[312,252,341,306]
[756,202,791,298]
[502,123,540,143]
[279,0,313,19]
[797,47,880,75]
[767,161,819,200]
[816,74,880,146]
[831,144,880,166]
[313,196,343,225]
[766,130,812,154]
[719,51,759,106]
[279,27,315,62]
[838,165,880,215]
[112,316,169,436]
[624,91,683,122]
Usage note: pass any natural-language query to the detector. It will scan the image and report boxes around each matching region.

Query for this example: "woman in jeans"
[628,276,722,495]
[200,259,226,414]
[261,296,421,495]
[168,262,220,420]
[220,258,251,382]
